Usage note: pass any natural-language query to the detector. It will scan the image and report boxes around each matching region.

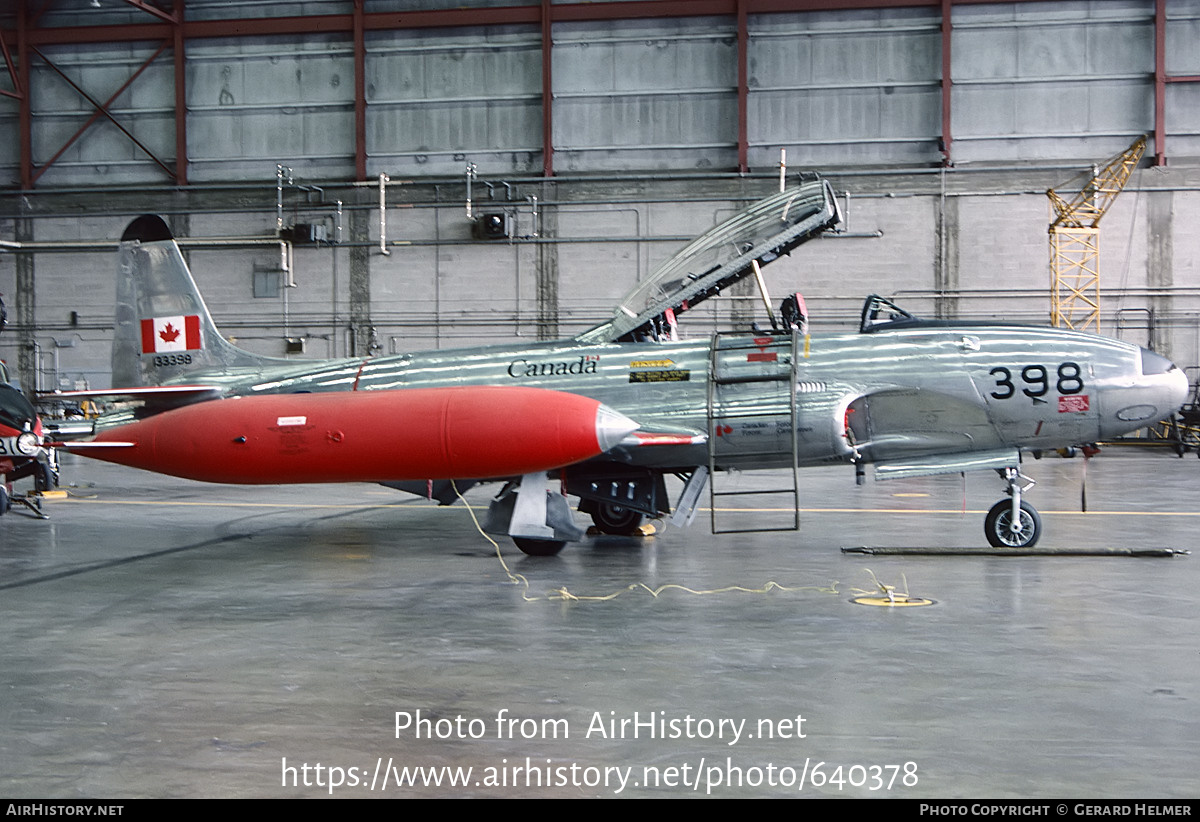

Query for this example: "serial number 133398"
[152,354,194,368]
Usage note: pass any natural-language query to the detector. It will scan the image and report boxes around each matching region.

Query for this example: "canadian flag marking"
[141,315,201,354]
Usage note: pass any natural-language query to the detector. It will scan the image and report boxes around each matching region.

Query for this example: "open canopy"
[577,174,841,344]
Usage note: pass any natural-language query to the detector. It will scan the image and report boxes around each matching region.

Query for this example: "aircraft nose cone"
[594,404,639,453]
[1141,347,1190,413]
[1167,360,1190,413]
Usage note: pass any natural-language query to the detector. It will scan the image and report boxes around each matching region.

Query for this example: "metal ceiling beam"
[0,28,22,101]
[3,0,1189,184]
[121,0,177,26]
[9,0,187,188]
[6,0,1070,47]
[1151,0,1200,167]
[31,43,176,184]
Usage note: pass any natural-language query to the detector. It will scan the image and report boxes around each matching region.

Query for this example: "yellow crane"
[1046,135,1146,333]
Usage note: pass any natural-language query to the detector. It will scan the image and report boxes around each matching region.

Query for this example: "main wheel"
[984,499,1041,548]
[0,485,8,516]
[35,462,55,492]
[512,537,566,557]
[590,503,645,536]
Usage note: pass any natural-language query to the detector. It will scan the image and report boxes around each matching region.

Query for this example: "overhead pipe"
[464,162,477,220]
[379,172,391,255]
[276,164,291,234]
[527,194,539,238]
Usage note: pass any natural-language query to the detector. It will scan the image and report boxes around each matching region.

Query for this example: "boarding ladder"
[706,330,800,534]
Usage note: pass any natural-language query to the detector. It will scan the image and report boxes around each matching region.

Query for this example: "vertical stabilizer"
[112,215,287,387]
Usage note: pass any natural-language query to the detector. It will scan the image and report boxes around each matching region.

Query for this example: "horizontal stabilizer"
[42,420,96,439]
[41,385,223,404]
[51,440,135,449]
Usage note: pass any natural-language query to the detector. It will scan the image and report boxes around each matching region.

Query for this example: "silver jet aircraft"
[54,176,1189,554]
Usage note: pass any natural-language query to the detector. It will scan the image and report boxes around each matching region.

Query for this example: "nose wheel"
[984,499,1041,548]
[985,466,1041,549]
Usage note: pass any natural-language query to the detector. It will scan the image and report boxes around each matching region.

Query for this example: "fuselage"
[125,322,1188,477]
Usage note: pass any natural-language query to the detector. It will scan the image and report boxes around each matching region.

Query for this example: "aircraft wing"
[598,422,709,467]
[382,421,707,505]
[622,428,707,448]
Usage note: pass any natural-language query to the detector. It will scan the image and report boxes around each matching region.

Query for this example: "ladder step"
[712,526,801,535]
[708,330,801,534]
[712,488,797,497]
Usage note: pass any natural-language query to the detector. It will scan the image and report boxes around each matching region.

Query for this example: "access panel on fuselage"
[956,328,1103,449]
[707,333,798,471]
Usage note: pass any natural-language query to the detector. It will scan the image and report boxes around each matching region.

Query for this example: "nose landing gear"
[985,467,1042,549]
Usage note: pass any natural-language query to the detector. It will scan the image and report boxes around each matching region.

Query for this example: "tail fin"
[113,215,288,387]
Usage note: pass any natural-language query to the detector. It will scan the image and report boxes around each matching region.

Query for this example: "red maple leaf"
[159,322,181,343]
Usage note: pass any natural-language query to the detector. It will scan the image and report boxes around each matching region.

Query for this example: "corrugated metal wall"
[553,16,737,172]
[189,35,356,181]
[749,9,943,167]
[2,0,1199,186]
[367,26,542,177]
[953,1,1157,163]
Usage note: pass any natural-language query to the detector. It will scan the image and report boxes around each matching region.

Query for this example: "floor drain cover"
[850,595,936,607]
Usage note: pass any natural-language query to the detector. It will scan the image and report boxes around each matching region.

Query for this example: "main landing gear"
[511,503,647,554]
[985,467,1041,548]
[588,502,646,536]
[485,473,583,557]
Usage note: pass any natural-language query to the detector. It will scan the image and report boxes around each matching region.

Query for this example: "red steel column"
[737,0,749,173]
[173,0,188,185]
[1154,0,1166,166]
[542,0,554,177]
[17,2,31,190]
[354,0,367,181]
[939,0,953,166]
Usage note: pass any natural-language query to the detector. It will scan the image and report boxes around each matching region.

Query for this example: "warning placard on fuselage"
[629,359,690,383]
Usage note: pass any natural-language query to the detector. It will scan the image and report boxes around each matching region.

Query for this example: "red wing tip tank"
[69,386,638,484]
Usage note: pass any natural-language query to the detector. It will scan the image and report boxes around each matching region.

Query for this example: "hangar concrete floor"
[1,449,1196,799]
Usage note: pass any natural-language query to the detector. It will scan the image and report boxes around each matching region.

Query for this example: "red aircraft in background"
[0,368,54,517]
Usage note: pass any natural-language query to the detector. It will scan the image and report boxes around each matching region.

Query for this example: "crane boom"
[1047,136,1147,332]
[1048,136,1146,228]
